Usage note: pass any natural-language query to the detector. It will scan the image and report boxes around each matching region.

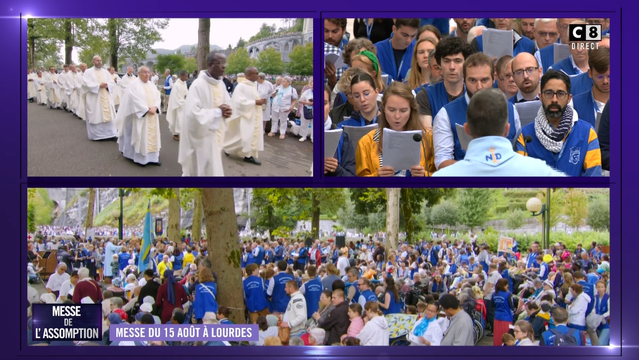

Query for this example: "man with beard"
[508,52,542,103]
[516,70,602,176]
[433,53,521,170]
[451,18,476,42]
[324,18,348,90]
[572,47,609,129]
[416,37,472,131]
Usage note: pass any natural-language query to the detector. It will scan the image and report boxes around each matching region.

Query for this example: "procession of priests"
[29,52,278,175]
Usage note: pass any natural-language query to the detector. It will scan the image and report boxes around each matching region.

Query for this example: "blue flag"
[138,200,153,272]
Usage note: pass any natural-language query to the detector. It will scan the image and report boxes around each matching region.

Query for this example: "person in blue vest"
[470,18,535,58]
[533,18,572,73]
[508,53,542,104]
[570,271,595,317]
[162,69,173,112]
[216,306,234,324]
[515,70,602,176]
[537,255,550,281]
[593,280,610,345]
[420,18,450,36]
[267,261,295,313]
[433,53,521,170]
[374,18,419,83]
[451,18,476,41]
[251,242,265,266]
[300,265,323,319]
[296,243,309,271]
[549,21,592,77]
[379,277,402,315]
[325,18,349,90]
[264,243,274,264]
[572,46,609,129]
[274,241,285,263]
[540,306,582,345]
[243,263,270,323]
[356,277,379,308]
[415,36,472,131]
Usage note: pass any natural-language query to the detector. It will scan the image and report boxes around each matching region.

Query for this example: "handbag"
[303,105,313,120]
[276,314,290,345]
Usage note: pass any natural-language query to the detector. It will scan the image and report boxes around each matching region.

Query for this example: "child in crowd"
[110,254,119,281]
[502,333,516,346]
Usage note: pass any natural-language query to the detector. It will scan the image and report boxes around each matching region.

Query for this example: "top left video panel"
[27,18,314,177]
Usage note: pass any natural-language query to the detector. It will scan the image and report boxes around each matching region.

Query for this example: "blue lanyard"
[360,112,378,127]
[397,59,404,81]
[365,19,374,39]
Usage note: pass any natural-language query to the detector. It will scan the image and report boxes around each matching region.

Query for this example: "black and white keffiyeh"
[534,105,573,153]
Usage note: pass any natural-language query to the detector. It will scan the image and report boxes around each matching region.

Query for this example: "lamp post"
[118,189,125,240]
[526,189,551,249]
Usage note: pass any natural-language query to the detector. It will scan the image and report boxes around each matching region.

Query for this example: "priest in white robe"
[119,66,137,104]
[166,70,189,141]
[257,72,274,131]
[27,70,38,102]
[109,67,122,106]
[44,67,62,109]
[223,67,265,166]
[34,71,48,105]
[115,66,162,166]
[67,64,80,116]
[178,51,233,176]
[83,56,118,140]
[75,63,88,120]
[58,64,72,111]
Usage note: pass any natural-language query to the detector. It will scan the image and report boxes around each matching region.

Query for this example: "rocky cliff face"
[47,188,252,229]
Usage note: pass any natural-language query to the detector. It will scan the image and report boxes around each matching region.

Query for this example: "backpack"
[550,328,580,346]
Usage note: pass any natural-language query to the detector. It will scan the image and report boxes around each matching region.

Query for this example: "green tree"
[430,200,459,233]
[506,210,527,230]
[27,189,37,233]
[249,23,276,42]
[536,189,564,230]
[587,195,610,231]
[457,188,493,231]
[27,18,85,69]
[80,18,169,70]
[156,54,186,76]
[286,43,313,75]
[236,37,247,49]
[563,189,589,231]
[184,57,198,73]
[226,47,253,76]
[255,47,284,75]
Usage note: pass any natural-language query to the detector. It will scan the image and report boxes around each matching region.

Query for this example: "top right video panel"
[322,18,611,177]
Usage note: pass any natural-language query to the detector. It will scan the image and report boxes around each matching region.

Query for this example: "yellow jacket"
[355,128,437,177]
[182,252,195,269]
[157,261,173,279]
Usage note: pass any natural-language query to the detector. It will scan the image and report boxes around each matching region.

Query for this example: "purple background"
[32,304,102,341]
[2,1,630,358]
[110,324,259,341]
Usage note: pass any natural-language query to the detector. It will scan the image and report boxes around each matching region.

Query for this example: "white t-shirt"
[337,257,350,276]
[57,280,75,301]
[484,271,502,299]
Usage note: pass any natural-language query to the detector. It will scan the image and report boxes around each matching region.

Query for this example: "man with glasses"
[178,51,233,176]
[433,53,521,170]
[495,55,518,99]
[587,18,610,35]
[532,19,560,52]
[516,70,602,176]
[571,36,610,96]
[549,20,591,76]
[416,36,472,131]
[535,18,583,74]
[356,277,379,308]
[572,47,609,130]
[508,52,542,103]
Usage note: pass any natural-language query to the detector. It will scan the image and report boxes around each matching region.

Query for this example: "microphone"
[413,133,430,177]
[523,135,533,157]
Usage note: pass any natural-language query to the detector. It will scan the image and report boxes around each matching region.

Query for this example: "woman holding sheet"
[355,81,436,177]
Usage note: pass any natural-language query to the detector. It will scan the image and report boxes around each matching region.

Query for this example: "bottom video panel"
[26,187,610,347]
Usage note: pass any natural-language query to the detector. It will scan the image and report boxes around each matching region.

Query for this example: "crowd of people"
[27,229,610,347]
[28,51,313,176]
[323,18,611,177]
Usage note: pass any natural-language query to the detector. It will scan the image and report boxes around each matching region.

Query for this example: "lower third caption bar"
[110,324,258,342]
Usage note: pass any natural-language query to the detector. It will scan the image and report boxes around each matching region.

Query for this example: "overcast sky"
[63,18,296,63]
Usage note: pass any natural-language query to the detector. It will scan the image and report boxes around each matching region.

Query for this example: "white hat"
[81,296,94,304]
[140,303,153,313]
[143,296,155,305]
[40,293,56,304]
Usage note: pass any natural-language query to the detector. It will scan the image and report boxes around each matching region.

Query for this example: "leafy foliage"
[506,210,528,230]
[563,189,589,231]
[430,200,459,229]
[456,188,494,230]
[255,47,285,75]
[156,54,186,76]
[535,189,565,229]
[286,43,313,75]
[184,57,198,73]
[226,47,254,76]
[587,195,610,231]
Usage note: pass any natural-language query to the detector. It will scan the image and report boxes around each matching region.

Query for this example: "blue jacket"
[382,292,402,315]
[274,245,284,262]
[517,120,602,176]
[550,56,579,76]
[359,289,378,306]
[541,324,582,346]
[570,72,593,96]
[420,18,451,35]
[572,89,600,129]
[297,247,308,265]
[244,275,269,312]
[374,37,415,82]
[270,272,294,313]
[303,278,323,319]
[443,94,518,160]
[426,82,452,122]
[164,77,172,95]
[538,45,555,74]
[194,282,218,320]
[254,246,265,265]
[595,293,609,329]
[474,33,535,57]
[493,290,514,322]
[577,280,595,316]
[539,262,550,281]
